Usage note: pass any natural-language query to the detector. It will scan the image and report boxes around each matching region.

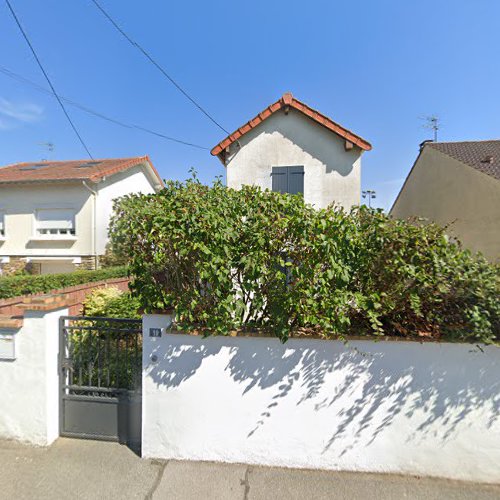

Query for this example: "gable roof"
[426,140,500,181]
[210,92,372,157]
[0,156,163,187]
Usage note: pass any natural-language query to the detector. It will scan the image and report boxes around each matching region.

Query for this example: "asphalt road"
[1,438,499,500]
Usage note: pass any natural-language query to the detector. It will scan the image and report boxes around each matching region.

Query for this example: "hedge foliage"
[0,266,128,300]
[109,177,500,343]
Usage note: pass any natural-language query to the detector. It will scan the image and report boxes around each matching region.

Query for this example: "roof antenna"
[419,116,441,142]
[38,141,55,161]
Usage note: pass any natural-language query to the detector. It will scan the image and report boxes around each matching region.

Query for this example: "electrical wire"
[90,0,229,135]
[5,0,94,158]
[0,65,209,150]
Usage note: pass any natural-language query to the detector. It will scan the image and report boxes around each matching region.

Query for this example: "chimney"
[419,139,433,150]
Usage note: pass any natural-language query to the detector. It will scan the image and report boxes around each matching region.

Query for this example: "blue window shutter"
[288,166,304,195]
[272,166,288,194]
[272,166,304,195]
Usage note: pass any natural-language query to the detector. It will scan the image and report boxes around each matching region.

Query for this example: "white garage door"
[40,261,76,275]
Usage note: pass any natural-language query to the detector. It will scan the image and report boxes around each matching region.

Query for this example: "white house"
[211,92,372,209]
[0,156,163,275]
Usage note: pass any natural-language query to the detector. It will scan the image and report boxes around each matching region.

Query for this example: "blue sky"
[1,0,499,210]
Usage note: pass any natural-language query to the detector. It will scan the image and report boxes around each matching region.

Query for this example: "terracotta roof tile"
[0,156,163,186]
[211,92,372,156]
[426,140,500,181]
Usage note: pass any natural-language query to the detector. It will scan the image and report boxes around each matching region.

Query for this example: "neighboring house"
[0,156,163,275]
[211,92,372,209]
[390,140,500,261]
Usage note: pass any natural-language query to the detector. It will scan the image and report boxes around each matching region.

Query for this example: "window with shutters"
[271,166,304,195]
[35,208,76,236]
[0,212,5,238]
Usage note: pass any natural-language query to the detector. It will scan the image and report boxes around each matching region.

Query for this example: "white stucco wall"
[225,110,363,209]
[0,183,93,257]
[142,314,500,483]
[0,307,66,445]
[95,164,157,254]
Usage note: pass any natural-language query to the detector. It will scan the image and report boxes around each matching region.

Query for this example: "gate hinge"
[61,359,73,370]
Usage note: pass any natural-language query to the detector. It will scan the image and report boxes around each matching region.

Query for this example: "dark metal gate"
[59,316,142,445]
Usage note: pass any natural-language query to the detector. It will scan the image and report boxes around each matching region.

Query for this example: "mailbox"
[0,333,16,360]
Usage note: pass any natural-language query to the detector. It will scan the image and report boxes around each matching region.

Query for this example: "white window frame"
[32,208,77,240]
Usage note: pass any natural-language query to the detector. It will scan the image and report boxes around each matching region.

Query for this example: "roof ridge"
[210,93,372,157]
[426,140,500,181]
[0,155,163,186]
[428,139,500,146]
[289,95,368,149]
[1,155,148,167]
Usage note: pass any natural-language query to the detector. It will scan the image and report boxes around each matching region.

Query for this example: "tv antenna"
[38,141,55,161]
[420,116,441,142]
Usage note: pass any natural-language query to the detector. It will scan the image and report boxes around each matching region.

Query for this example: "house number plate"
[149,328,162,338]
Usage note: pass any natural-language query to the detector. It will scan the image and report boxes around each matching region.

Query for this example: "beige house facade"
[390,140,500,261]
[211,93,372,210]
[0,156,163,275]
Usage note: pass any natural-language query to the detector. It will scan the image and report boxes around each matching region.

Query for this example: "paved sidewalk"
[0,438,499,500]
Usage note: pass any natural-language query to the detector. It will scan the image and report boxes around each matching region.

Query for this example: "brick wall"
[0,277,129,317]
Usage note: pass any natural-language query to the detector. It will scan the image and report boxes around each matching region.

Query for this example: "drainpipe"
[82,180,98,269]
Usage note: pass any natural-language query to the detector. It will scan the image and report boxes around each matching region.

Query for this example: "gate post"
[141,312,174,458]
[0,294,69,445]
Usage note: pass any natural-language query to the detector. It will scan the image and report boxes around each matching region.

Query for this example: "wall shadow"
[146,337,500,457]
[229,110,359,179]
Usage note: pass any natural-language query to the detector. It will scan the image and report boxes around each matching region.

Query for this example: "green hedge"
[109,177,500,344]
[0,266,129,300]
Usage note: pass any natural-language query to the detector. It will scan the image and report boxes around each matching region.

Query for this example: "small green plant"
[81,286,141,319]
[109,176,500,343]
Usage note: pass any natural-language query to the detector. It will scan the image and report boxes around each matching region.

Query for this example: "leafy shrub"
[109,177,500,343]
[99,243,129,268]
[81,286,141,319]
[0,266,128,300]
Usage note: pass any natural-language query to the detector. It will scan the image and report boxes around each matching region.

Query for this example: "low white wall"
[0,307,65,445]
[142,314,500,483]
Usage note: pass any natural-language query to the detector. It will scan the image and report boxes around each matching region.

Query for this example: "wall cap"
[0,315,23,329]
[150,326,491,346]
[18,293,71,311]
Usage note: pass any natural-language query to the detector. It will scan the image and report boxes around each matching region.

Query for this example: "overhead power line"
[5,0,93,158]
[0,65,209,150]
[91,0,229,135]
